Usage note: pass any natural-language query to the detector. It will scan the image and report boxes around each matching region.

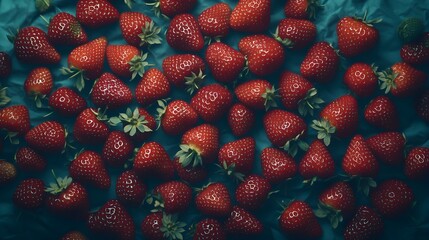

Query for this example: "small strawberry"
[156,100,199,136]
[218,137,256,178]
[371,179,414,218]
[342,135,379,178]
[141,212,186,240]
[400,32,429,65]
[102,131,134,167]
[61,231,87,240]
[24,67,53,108]
[25,121,66,153]
[133,141,171,179]
[238,35,285,76]
[228,103,255,137]
[119,12,162,47]
[235,175,271,211]
[90,73,133,109]
[261,147,297,184]
[13,178,45,209]
[198,3,231,41]
[300,41,339,83]
[76,0,119,28]
[284,0,322,20]
[0,105,31,138]
[0,160,16,185]
[416,90,429,123]
[404,147,429,180]
[274,18,317,50]
[235,79,278,111]
[279,200,322,239]
[47,12,88,46]
[190,84,233,123]
[106,44,152,80]
[145,0,196,18]
[343,206,383,240]
[230,0,270,33]
[48,87,87,117]
[195,182,232,217]
[364,96,400,130]
[194,218,226,240]
[366,132,406,166]
[0,52,12,79]
[150,181,192,213]
[225,206,263,235]
[174,157,207,184]
[69,150,111,189]
[135,69,170,106]
[116,170,146,206]
[166,14,204,52]
[344,63,379,98]
[109,107,156,143]
[74,108,110,145]
[15,147,46,172]
[299,140,335,184]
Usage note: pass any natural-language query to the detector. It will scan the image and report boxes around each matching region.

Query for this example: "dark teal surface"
[0,0,429,239]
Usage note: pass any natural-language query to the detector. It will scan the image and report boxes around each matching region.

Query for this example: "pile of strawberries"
[0,0,428,239]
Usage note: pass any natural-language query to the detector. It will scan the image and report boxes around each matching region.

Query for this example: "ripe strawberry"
[74,108,110,145]
[284,0,322,20]
[25,121,65,153]
[230,0,270,33]
[300,41,339,82]
[274,18,317,50]
[364,96,400,130]
[90,73,133,109]
[416,90,429,123]
[299,140,335,183]
[0,52,12,79]
[69,150,111,189]
[174,157,207,184]
[378,62,426,97]
[198,3,231,41]
[106,44,151,80]
[205,42,245,84]
[279,200,322,239]
[400,32,429,65]
[261,147,297,184]
[263,109,308,157]
[194,218,226,240]
[195,182,232,217]
[135,69,170,106]
[238,35,285,76]
[12,26,60,65]
[366,132,405,166]
[343,206,383,240]
[235,79,278,111]
[190,84,233,123]
[109,107,156,142]
[157,100,199,136]
[371,179,414,217]
[0,105,31,137]
[47,12,88,46]
[151,181,192,213]
[0,160,16,185]
[337,15,381,58]
[146,0,196,18]
[141,212,186,240]
[228,103,255,137]
[15,147,46,172]
[166,14,204,52]
[116,170,146,206]
[13,178,45,209]
[24,67,53,108]
[133,141,171,178]
[218,137,256,178]
[312,95,358,146]
[61,231,87,240]
[102,131,134,167]
[404,147,429,180]
[236,175,271,210]
[344,63,379,98]
[342,135,379,178]
[225,206,263,235]
[119,12,162,47]
[48,87,87,116]
[88,199,135,240]
[76,0,119,28]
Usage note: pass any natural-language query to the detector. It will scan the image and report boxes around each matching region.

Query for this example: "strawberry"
[151,181,192,213]
[218,137,256,178]
[400,32,429,65]
[157,100,199,136]
[198,3,231,41]
[364,96,400,130]
[47,12,88,46]
[106,44,151,80]
[284,0,322,20]
[205,42,246,84]
[195,182,232,217]
[133,141,171,178]
[225,206,263,235]
[166,14,204,52]
[61,231,87,240]
[274,18,317,50]
[279,200,322,239]
[135,68,170,106]
[69,150,111,189]
[299,140,335,183]
[235,175,271,210]
[378,62,427,97]
[119,12,162,47]
[13,178,45,209]
[370,179,414,218]
[404,147,429,180]
[263,109,308,156]
[0,105,31,137]
[74,108,110,145]
[300,41,339,82]
[141,212,186,240]
[190,84,233,123]
[15,147,46,172]
[416,90,429,123]
[25,121,66,153]
[261,147,297,184]
[145,0,196,18]
[194,218,226,240]
[343,206,383,240]
[344,63,379,98]
[102,131,134,167]
[366,132,406,166]
[76,0,119,28]
[342,135,379,178]
[109,107,156,143]
[12,26,60,65]
[312,95,358,146]
[235,79,278,111]
[230,0,270,33]
[90,72,133,109]
[48,87,87,116]
[174,157,207,184]
[24,67,53,108]
[88,199,135,240]
[61,37,107,91]
[238,35,285,76]
[337,14,381,58]
[0,160,16,185]
[0,52,12,79]
[116,170,146,206]
[228,103,255,137]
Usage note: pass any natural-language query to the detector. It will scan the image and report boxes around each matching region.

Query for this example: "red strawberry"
[404,147,429,180]
[366,132,405,166]
[218,137,256,178]
[133,141,171,178]
[190,84,233,123]
[102,131,134,167]
[24,67,53,108]
[364,96,399,130]
[344,63,379,98]
[116,170,146,206]
[261,147,297,184]
[263,109,308,156]
[238,35,285,76]
[0,105,31,137]
[400,32,429,65]
[343,206,383,240]
[194,218,226,240]
[416,90,429,123]
[90,72,133,109]
[274,18,317,50]
[109,107,156,142]
[236,175,271,210]
[228,103,255,137]
[119,12,162,47]
[74,108,110,145]
[48,87,87,116]
[0,160,16,185]
[15,147,46,172]
[342,135,379,178]
[235,79,278,111]
[279,200,322,239]
[166,14,204,52]
[225,206,263,235]
[106,44,151,80]
[69,150,111,189]
[141,212,186,240]
[230,0,270,33]
[0,52,12,79]
[174,157,207,184]
[205,42,246,84]
[157,100,199,136]
[135,68,170,106]
[88,199,135,240]
[47,12,88,46]
[300,41,339,82]
[379,62,426,97]
[146,0,196,18]
[299,140,335,183]
[25,121,65,153]
[198,3,231,41]
[312,95,358,145]
[195,182,232,217]
[151,181,192,213]
[371,179,414,218]
[76,0,119,28]
[61,231,87,240]
[284,0,322,20]
[337,15,381,58]
[13,178,45,209]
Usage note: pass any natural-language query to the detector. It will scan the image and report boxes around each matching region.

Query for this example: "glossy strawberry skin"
[106,44,140,79]
[389,62,427,97]
[119,12,153,47]
[342,135,379,178]
[198,3,231,38]
[279,200,322,239]
[162,54,205,87]
[228,103,255,137]
[68,37,107,80]
[48,12,88,46]
[160,100,199,136]
[46,182,89,219]
[400,32,429,65]
[0,52,12,79]
[261,147,297,184]
[74,108,110,146]
[24,67,53,97]
[404,147,429,180]
[263,109,307,147]
[205,42,245,84]
[25,121,65,153]
[15,147,46,172]
[166,14,204,52]
[48,87,87,117]
[190,84,233,123]
[0,160,16,185]
[158,0,196,18]
[225,206,264,235]
[230,0,270,33]
[69,150,111,189]
[13,178,45,209]
[371,179,414,218]
[195,183,232,217]
[366,132,405,166]
[76,0,119,28]
[135,69,170,107]
[236,175,271,210]
[116,170,146,206]
[276,18,317,49]
[416,90,429,123]
[180,124,219,165]
[102,131,134,167]
[344,63,378,98]
[320,95,358,138]
[133,141,171,178]
[0,105,31,136]
[299,140,335,180]
[343,206,383,240]
[284,0,314,19]
[235,79,274,111]
[193,218,226,240]
[218,137,256,175]
[174,157,207,184]
[301,42,339,83]
[319,182,356,219]
[364,96,400,130]
[141,212,164,240]
[279,71,313,110]
[90,72,133,109]
[154,181,192,214]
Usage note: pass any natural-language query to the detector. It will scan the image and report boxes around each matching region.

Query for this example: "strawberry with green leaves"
[141,213,186,240]
[25,121,66,153]
[146,0,196,18]
[195,182,232,217]
[119,12,162,47]
[416,90,429,123]
[225,206,264,236]
[343,206,383,240]
[157,100,199,136]
[15,147,46,173]
[378,62,426,97]
[371,179,414,218]
[218,137,256,179]
[109,107,156,143]
[0,52,12,79]
[47,12,88,46]
[366,132,406,166]
[274,18,317,50]
[69,150,111,189]
[198,3,231,42]
[190,84,233,123]
[230,0,270,33]
[102,131,134,167]
[364,96,400,130]
[0,105,31,141]
[344,63,379,98]
[300,41,339,83]
[90,72,133,109]
[235,79,278,111]
[0,160,16,185]
[13,178,45,209]
[48,87,87,117]
[166,14,204,52]
[193,218,226,240]
[150,181,192,214]
[400,32,429,65]
[404,147,429,180]
[228,103,255,137]
[74,108,110,146]
[116,170,146,206]
[24,67,53,108]
[236,175,271,211]
[76,0,119,28]
[174,157,207,184]
[261,147,297,184]
[279,200,322,239]
[106,44,151,80]
[299,140,335,184]
[135,69,170,106]
[284,0,322,20]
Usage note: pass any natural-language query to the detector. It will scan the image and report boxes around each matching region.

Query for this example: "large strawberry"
[0,52,12,79]
[416,90,429,123]
[198,3,231,41]
[135,69,170,106]
[279,200,322,239]
[284,0,322,20]
[47,12,88,46]
[102,131,134,167]
[24,67,53,108]
[150,181,192,213]
[106,44,151,80]
[342,135,379,179]
[300,41,339,83]
[230,0,270,33]
[366,132,405,166]
[166,14,204,52]
[119,12,162,47]
[404,147,429,180]
[48,87,87,116]
[157,100,198,136]
[74,108,110,145]
[0,160,16,185]
[343,206,383,240]
[371,179,414,218]
[274,18,317,50]
[15,147,46,172]
[0,105,31,139]
[235,79,278,111]
[116,170,146,206]
[141,212,186,240]
[228,103,255,137]
[378,62,426,97]
[133,141,171,178]
[90,72,133,109]
[174,157,207,184]
[299,140,335,184]
[190,84,233,123]
[13,178,45,209]
[69,150,111,189]
[76,0,119,28]
[145,0,196,18]
[364,96,400,130]
[218,137,256,178]
[195,182,232,217]
[193,218,226,240]
[400,32,429,65]
[109,107,156,142]
[225,206,263,235]
[344,63,379,98]
[261,147,297,184]
[236,175,271,210]
[25,121,66,153]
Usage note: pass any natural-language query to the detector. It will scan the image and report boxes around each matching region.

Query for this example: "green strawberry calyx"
[185,69,205,95]
[139,21,162,47]
[45,170,72,195]
[145,0,169,19]
[262,86,279,111]
[356,177,377,196]
[160,213,187,240]
[377,68,399,94]
[129,52,153,81]
[0,87,11,107]
[282,130,309,157]
[35,0,52,13]
[146,193,165,211]
[311,119,336,146]
[109,108,153,137]
[314,202,343,229]
[306,0,324,20]
[155,99,171,129]
[124,0,135,9]
[297,88,324,117]
[60,66,87,92]
[354,11,382,27]
[175,144,203,168]
[216,161,245,181]
[302,176,319,186]
[273,27,294,48]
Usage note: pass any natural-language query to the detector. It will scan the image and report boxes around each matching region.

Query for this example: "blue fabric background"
[0,0,428,239]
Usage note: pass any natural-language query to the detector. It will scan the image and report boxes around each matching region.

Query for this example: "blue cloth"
[0,0,428,239]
